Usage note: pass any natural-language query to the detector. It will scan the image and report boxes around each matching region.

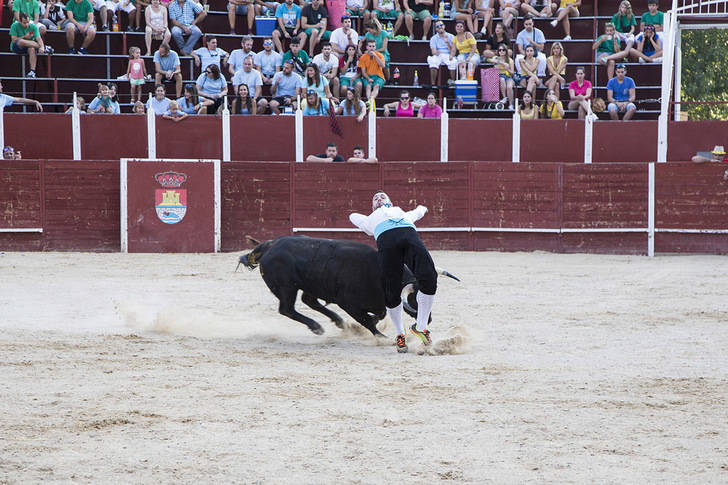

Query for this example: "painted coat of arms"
[154,171,188,224]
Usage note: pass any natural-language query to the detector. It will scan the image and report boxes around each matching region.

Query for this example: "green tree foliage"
[681,29,728,120]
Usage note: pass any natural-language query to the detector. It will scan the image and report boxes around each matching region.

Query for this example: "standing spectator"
[255,37,283,85]
[196,64,228,114]
[231,83,257,114]
[177,83,201,114]
[498,0,519,36]
[330,16,359,56]
[361,19,390,81]
[358,39,385,101]
[517,90,538,119]
[126,46,148,103]
[232,56,266,112]
[64,0,96,54]
[545,41,567,99]
[611,0,636,59]
[641,0,663,31]
[301,0,330,55]
[607,63,636,121]
[515,15,546,78]
[338,43,362,97]
[168,0,206,56]
[520,0,551,20]
[228,0,257,35]
[144,0,171,56]
[40,0,66,32]
[383,89,420,117]
[404,0,432,41]
[630,24,662,63]
[270,59,303,114]
[593,22,620,80]
[567,65,592,119]
[539,88,564,119]
[482,21,510,58]
[0,78,43,111]
[301,62,333,100]
[427,20,457,86]
[146,83,171,113]
[347,145,377,163]
[418,91,442,118]
[192,36,229,74]
[272,0,305,54]
[13,0,47,37]
[300,89,330,116]
[228,35,255,75]
[489,43,515,109]
[154,43,183,98]
[549,0,580,41]
[281,38,310,76]
[518,44,541,94]
[370,0,403,37]
[312,42,339,98]
[336,86,366,121]
[306,142,346,161]
[453,20,479,80]
[9,12,49,78]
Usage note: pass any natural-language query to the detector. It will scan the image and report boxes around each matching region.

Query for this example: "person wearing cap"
[606,63,636,120]
[358,39,386,101]
[306,142,346,161]
[270,58,303,114]
[427,20,458,86]
[692,146,727,164]
[0,78,43,111]
[349,192,437,353]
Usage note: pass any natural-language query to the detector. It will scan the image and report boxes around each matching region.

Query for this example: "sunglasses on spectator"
[498,48,506,51]
[184,83,193,88]
[264,41,273,45]
[400,96,409,100]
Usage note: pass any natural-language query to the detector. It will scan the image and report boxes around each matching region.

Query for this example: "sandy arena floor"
[1,250,727,484]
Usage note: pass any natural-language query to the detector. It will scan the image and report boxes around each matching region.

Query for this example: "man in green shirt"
[641,0,664,32]
[12,0,47,36]
[9,12,49,78]
[63,0,97,54]
[281,38,310,77]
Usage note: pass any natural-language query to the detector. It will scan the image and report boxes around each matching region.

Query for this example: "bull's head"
[236,236,273,272]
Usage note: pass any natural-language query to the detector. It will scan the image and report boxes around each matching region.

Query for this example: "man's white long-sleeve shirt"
[349,205,428,240]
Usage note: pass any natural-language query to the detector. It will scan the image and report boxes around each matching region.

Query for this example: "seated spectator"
[144,0,171,56]
[593,22,621,80]
[418,91,442,118]
[539,88,564,119]
[146,83,171,113]
[163,99,188,121]
[40,0,66,33]
[232,56,266,112]
[177,83,201,114]
[10,12,50,78]
[63,0,96,54]
[270,59,303,114]
[102,0,138,33]
[196,64,228,114]
[154,43,183,98]
[549,0,579,41]
[0,78,43,111]
[227,0,257,36]
[518,45,541,93]
[348,145,378,163]
[312,43,339,98]
[489,43,515,109]
[301,0,330,55]
[231,83,257,114]
[520,0,551,20]
[306,142,346,161]
[3,146,17,159]
[404,0,432,40]
[497,0,518,36]
[338,44,362,97]
[336,86,366,121]
[515,15,546,78]
[607,63,636,121]
[370,0,403,37]
[383,89,421,117]
[272,0,306,55]
[300,89,331,115]
[545,41,567,99]
[473,0,494,39]
[611,0,636,59]
[192,36,229,74]
[301,63,334,101]
[15,0,47,37]
[330,16,359,56]
[168,0,206,56]
[88,83,115,113]
[108,82,121,113]
[482,21,510,58]
[517,90,538,119]
[133,100,146,113]
[358,39,385,101]
[64,95,86,113]
[567,66,592,119]
[453,20,479,80]
[361,19,390,80]
[630,24,662,63]
[228,36,255,75]
[255,37,283,85]
[641,0,663,32]
[427,20,457,86]
[345,0,368,23]
[453,0,478,34]
[692,146,727,163]
[90,0,107,32]
[282,38,310,76]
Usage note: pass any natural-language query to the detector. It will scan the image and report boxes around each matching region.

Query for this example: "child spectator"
[418,91,442,118]
[336,86,366,121]
[358,39,386,101]
[611,0,636,58]
[593,22,621,80]
[540,88,564,119]
[108,83,121,113]
[338,44,362,97]
[144,0,171,56]
[549,0,580,41]
[630,24,662,63]
[567,66,592,119]
[347,145,378,163]
[231,83,257,115]
[88,83,114,113]
[281,38,310,77]
[607,63,636,120]
[641,0,663,31]
[177,83,201,114]
[162,99,188,121]
[489,43,515,109]
[64,95,86,113]
[133,100,146,113]
[146,83,172,114]
[9,12,49,78]
[545,41,567,99]
[126,46,148,103]
[517,90,538,119]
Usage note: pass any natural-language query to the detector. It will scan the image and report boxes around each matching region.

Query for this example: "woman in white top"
[145,0,171,56]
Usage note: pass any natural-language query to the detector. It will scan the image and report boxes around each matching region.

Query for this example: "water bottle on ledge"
[413,70,419,87]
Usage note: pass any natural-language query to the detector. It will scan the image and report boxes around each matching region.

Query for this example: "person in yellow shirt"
[453,20,479,79]
[549,0,580,41]
[357,39,386,102]
[545,41,567,99]
[540,88,564,119]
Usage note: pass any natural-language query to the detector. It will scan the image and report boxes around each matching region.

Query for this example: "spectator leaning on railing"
[0,79,43,111]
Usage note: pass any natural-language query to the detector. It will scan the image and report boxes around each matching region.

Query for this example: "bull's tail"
[238,236,274,271]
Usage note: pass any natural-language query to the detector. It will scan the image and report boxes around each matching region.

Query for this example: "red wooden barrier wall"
[667,121,728,162]
[156,115,223,160]
[81,114,147,160]
[448,119,511,161]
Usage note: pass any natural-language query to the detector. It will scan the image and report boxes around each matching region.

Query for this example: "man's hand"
[34,100,43,112]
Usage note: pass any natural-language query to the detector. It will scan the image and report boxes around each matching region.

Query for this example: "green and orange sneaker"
[410,324,432,346]
[396,333,408,353]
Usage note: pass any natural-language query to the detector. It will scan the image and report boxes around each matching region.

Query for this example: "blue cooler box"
[255,17,276,36]
[454,80,477,104]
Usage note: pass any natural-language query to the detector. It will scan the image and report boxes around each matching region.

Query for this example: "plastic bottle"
[386,21,393,37]
[392,67,400,85]
[443,2,450,17]
[413,69,419,86]
[438,2,444,18]
[112,14,119,32]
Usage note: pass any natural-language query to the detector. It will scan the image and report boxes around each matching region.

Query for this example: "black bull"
[239,235,459,337]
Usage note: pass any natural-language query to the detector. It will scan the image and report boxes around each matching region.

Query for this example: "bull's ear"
[245,235,261,247]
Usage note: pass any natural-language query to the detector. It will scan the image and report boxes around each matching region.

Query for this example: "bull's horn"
[400,283,417,314]
[436,267,461,282]
[245,235,262,247]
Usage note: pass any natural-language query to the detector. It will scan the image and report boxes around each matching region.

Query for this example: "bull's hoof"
[310,325,325,335]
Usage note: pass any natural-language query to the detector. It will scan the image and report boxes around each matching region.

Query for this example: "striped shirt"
[168,0,202,27]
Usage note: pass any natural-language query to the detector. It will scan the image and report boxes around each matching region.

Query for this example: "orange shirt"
[357,51,385,79]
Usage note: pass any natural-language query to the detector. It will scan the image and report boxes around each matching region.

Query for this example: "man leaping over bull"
[349,191,437,354]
